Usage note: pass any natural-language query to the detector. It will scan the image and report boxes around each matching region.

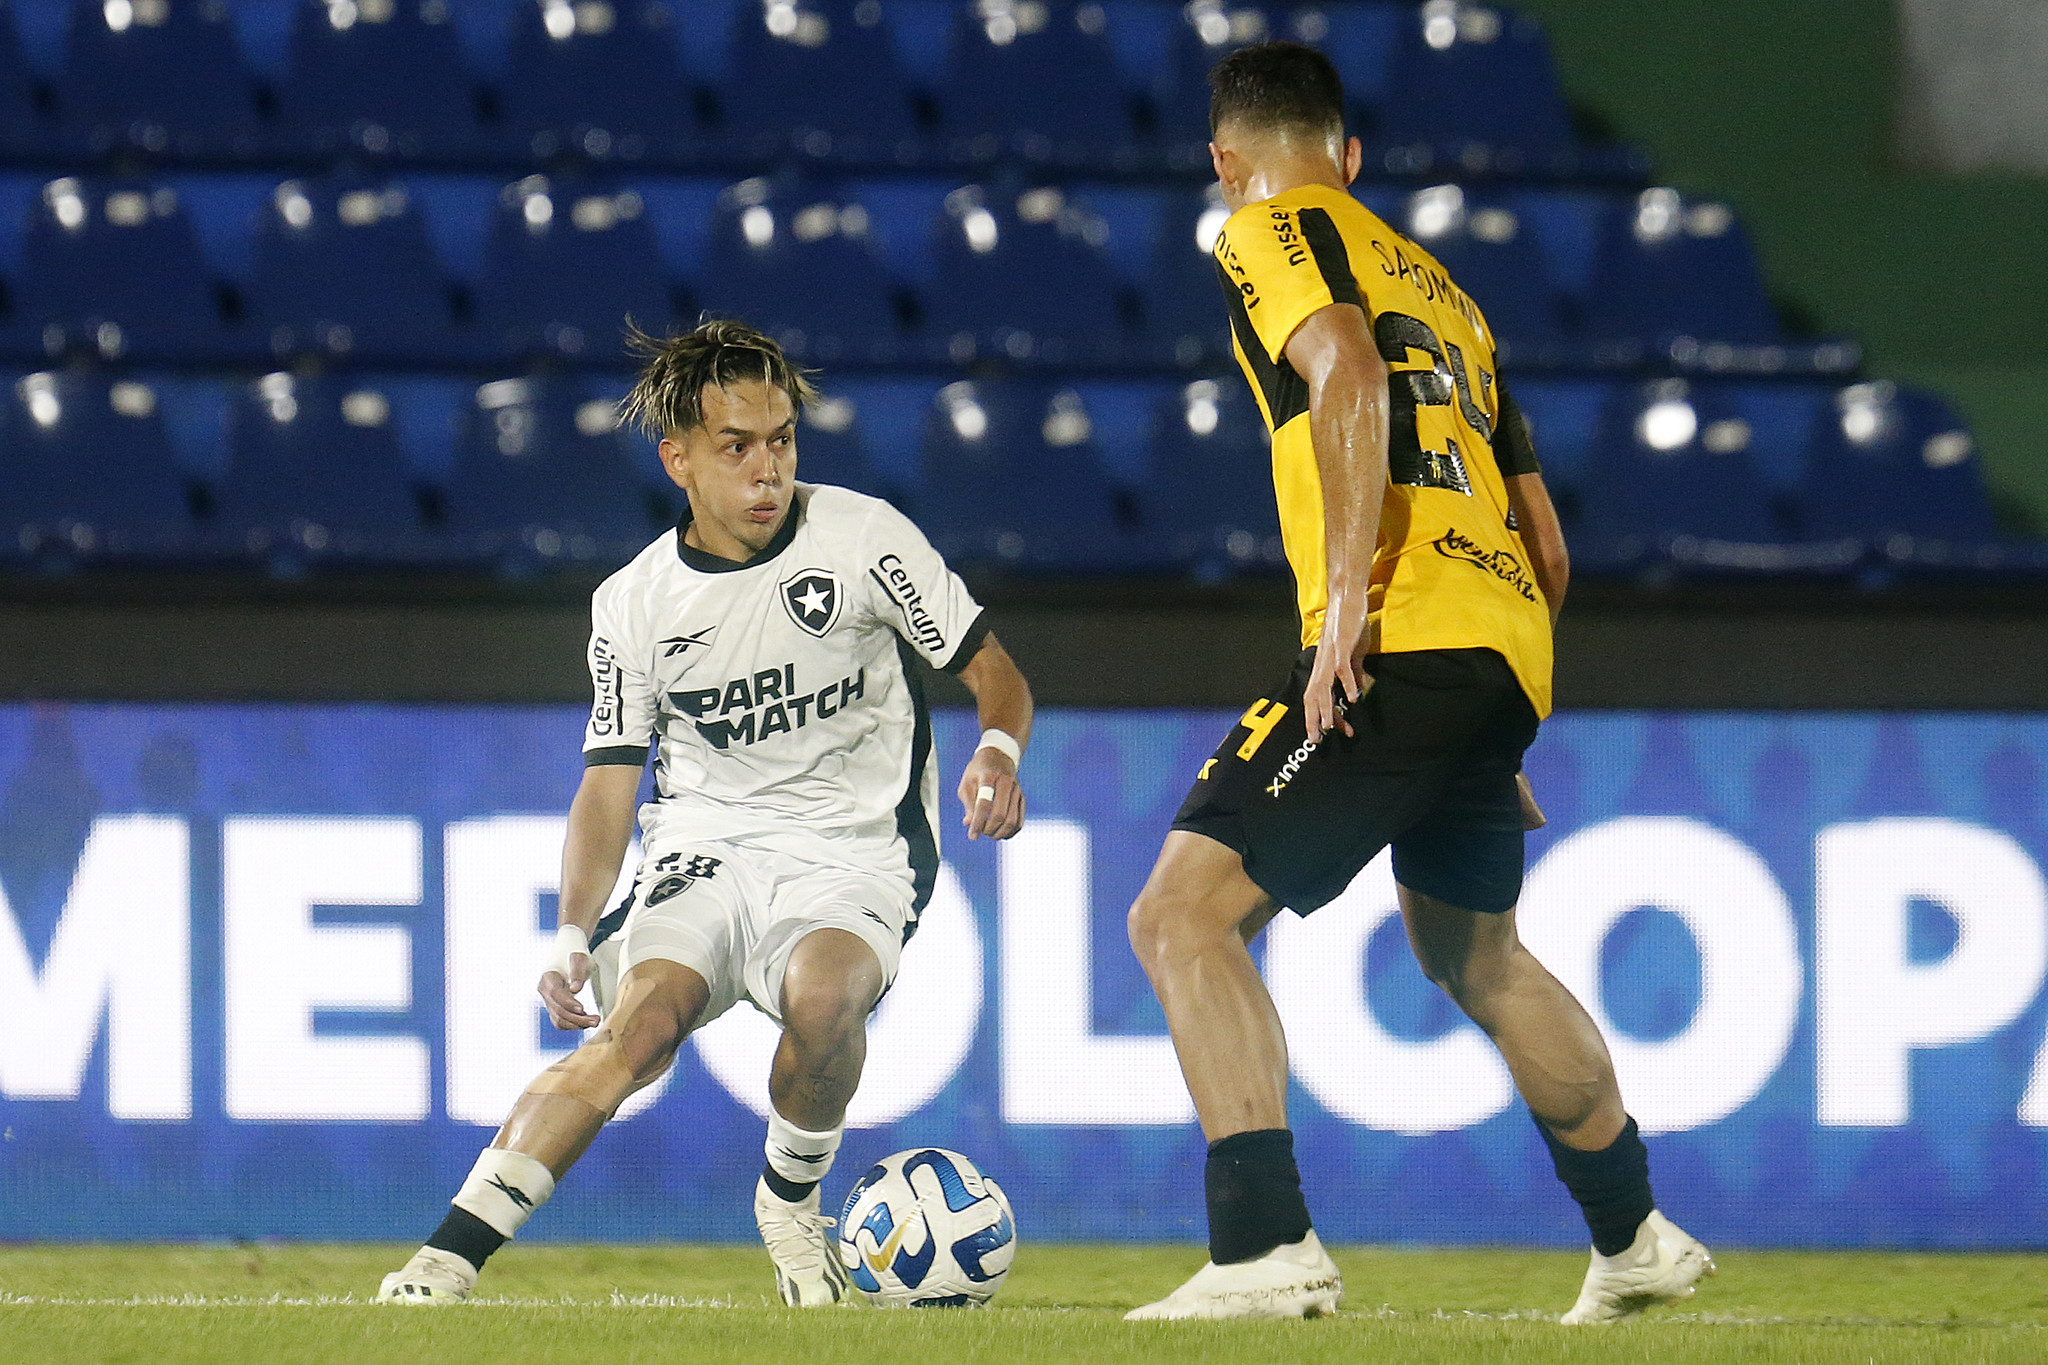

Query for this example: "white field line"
[0,1292,750,1308]
[0,1295,2042,1330]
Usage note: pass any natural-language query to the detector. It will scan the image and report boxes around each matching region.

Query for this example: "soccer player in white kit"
[379,320,1034,1306]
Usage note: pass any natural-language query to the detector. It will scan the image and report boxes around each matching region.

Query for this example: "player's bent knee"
[781,928,884,1044]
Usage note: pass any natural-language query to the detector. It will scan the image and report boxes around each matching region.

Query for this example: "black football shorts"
[1172,647,1541,915]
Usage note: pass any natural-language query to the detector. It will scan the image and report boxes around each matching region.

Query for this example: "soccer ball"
[836,1148,1016,1307]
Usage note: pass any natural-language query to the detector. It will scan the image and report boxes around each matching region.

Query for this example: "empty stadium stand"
[0,0,2016,587]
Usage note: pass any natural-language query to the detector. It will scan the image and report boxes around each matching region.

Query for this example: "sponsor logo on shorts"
[868,553,946,654]
[1265,734,1321,798]
[1433,527,1537,602]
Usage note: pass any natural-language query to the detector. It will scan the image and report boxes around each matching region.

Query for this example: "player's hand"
[1516,771,1547,831]
[539,924,600,1030]
[958,747,1024,841]
[1303,613,1372,741]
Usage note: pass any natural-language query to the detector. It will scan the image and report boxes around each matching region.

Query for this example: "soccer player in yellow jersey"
[1123,43,1714,1324]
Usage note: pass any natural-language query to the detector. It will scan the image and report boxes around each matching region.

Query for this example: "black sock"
[761,1164,818,1204]
[1205,1128,1313,1265]
[425,1205,506,1272]
[1536,1114,1655,1256]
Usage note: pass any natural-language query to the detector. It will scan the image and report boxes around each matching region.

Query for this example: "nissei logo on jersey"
[670,665,869,750]
[868,554,946,654]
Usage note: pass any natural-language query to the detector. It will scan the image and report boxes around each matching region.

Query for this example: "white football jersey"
[582,484,987,912]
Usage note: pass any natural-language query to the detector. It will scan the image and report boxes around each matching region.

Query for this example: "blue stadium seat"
[1150,1,1281,152]
[441,377,655,567]
[1498,375,1612,516]
[1376,1,1573,176]
[1139,377,1283,579]
[693,176,906,364]
[475,175,673,363]
[55,0,259,157]
[940,0,1135,166]
[1578,189,1780,355]
[791,387,889,500]
[1138,184,1232,367]
[803,375,933,504]
[1394,183,1564,361]
[921,184,1129,365]
[0,370,194,562]
[276,0,483,161]
[12,176,243,362]
[718,0,919,164]
[0,1,51,158]
[1793,383,1997,546]
[248,177,466,363]
[497,0,691,163]
[215,372,429,564]
[915,379,1135,569]
[1575,379,1781,567]
[1295,0,1401,139]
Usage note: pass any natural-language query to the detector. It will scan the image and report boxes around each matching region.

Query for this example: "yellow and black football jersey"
[1212,182,1554,717]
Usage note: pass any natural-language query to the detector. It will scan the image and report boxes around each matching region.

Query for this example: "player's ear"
[657,434,690,490]
[1211,142,1246,203]
[1341,135,1363,186]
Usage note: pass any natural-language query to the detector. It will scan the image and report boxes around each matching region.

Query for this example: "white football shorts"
[593,833,914,1027]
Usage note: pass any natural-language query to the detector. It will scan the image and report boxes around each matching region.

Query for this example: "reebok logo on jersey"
[1433,527,1537,602]
[671,666,868,750]
[781,570,842,637]
[868,553,946,654]
[660,626,717,657]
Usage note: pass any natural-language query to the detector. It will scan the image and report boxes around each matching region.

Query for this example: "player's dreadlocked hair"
[1209,41,1346,139]
[617,317,819,439]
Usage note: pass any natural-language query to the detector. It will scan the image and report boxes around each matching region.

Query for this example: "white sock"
[452,1149,556,1238]
[764,1109,843,1191]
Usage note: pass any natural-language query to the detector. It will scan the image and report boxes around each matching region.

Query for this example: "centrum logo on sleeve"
[1433,527,1537,602]
[590,636,622,735]
[868,553,946,653]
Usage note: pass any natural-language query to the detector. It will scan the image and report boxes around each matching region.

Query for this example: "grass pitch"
[4,1242,2045,1364]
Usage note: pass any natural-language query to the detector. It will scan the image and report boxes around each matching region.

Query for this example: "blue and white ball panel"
[838,1147,1016,1306]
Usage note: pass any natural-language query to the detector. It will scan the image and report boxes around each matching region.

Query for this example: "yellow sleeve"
[1213,197,1363,364]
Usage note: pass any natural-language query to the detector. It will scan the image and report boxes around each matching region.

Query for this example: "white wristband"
[545,923,591,978]
[976,728,1022,767]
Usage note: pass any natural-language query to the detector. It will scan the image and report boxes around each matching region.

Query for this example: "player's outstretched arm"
[1284,300,1392,740]
[1505,470,1569,628]
[955,631,1033,841]
[540,762,642,1029]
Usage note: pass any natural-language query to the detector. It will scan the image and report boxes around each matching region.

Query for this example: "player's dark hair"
[617,317,819,439]
[1209,41,1346,139]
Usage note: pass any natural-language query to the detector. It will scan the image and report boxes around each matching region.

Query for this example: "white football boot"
[1559,1210,1715,1324]
[376,1246,478,1305]
[1124,1231,1343,1321]
[754,1176,851,1307]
